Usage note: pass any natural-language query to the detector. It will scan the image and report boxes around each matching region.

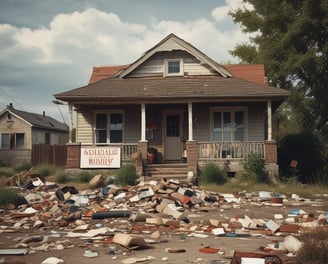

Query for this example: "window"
[165,59,184,76]
[212,109,245,141]
[0,133,25,149]
[95,112,123,144]
[45,133,50,144]
[1,133,10,149]
[16,133,25,149]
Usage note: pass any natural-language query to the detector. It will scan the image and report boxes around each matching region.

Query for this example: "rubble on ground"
[0,170,327,263]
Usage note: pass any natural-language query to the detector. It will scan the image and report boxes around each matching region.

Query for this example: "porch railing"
[121,143,138,162]
[198,141,265,160]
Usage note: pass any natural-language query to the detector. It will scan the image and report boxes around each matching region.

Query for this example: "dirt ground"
[1,199,326,264]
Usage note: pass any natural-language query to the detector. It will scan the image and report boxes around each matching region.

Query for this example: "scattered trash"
[83,250,98,258]
[0,170,326,263]
[0,248,28,255]
[165,248,186,253]
[41,257,65,264]
[199,247,219,253]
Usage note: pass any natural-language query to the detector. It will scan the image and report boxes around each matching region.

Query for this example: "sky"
[0,0,254,123]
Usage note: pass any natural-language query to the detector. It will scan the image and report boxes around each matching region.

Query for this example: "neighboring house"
[0,103,69,165]
[54,33,290,179]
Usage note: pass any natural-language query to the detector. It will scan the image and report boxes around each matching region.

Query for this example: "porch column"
[188,102,193,141]
[141,103,146,141]
[68,103,73,143]
[267,100,272,141]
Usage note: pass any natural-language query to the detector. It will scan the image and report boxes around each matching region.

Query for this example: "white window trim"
[164,58,184,77]
[94,110,124,145]
[0,132,25,149]
[0,133,9,149]
[210,107,248,141]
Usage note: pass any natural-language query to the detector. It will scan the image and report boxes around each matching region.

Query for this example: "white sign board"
[80,146,121,168]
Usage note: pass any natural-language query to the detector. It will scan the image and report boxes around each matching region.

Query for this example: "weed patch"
[0,187,27,208]
[199,163,228,185]
[296,227,328,264]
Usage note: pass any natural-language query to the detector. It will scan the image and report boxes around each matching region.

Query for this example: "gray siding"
[248,106,265,141]
[76,110,93,144]
[128,51,217,77]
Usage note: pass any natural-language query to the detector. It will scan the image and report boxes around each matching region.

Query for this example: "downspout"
[267,100,272,141]
[188,102,193,141]
[141,103,146,141]
[68,103,73,143]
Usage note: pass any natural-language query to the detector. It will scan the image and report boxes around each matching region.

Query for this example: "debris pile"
[0,171,327,263]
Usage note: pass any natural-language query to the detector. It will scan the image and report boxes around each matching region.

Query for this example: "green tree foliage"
[229,1,328,139]
[230,1,328,183]
[278,133,324,183]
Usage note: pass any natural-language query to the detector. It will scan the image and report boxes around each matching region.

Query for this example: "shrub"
[33,164,56,177]
[76,171,93,183]
[114,164,138,186]
[278,133,324,183]
[199,162,227,185]
[296,227,328,264]
[0,160,10,167]
[242,152,267,183]
[56,170,69,183]
[13,162,31,172]
[0,187,27,208]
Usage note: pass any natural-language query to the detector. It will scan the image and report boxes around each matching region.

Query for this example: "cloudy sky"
[0,0,253,123]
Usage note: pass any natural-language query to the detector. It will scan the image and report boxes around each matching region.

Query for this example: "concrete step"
[146,163,191,182]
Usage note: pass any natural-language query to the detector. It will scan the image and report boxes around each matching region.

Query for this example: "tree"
[229,0,328,139]
[229,1,328,182]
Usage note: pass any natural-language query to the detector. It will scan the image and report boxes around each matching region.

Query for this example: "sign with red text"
[80,146,121,168]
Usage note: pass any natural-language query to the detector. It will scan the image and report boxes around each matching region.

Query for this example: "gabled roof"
[55,33,290,103]
[1,105,68,132]
[116,33,232,78]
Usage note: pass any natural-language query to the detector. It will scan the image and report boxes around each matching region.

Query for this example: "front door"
[164,110,183,161]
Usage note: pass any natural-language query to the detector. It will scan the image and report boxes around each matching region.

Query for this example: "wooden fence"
[31,144,67,167]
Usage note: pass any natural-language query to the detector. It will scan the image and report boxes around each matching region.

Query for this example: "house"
[54,33,290,180]
[0,103,69,165]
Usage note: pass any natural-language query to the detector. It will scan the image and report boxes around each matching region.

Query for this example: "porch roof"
[55,75,290,104]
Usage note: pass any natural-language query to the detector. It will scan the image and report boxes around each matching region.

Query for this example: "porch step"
[146,163,192,183]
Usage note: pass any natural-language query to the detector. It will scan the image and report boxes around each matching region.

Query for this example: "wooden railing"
[121,143,138,162]
[198,141,265,160]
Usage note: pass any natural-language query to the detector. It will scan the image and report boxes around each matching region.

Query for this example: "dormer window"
[165,59,184,76]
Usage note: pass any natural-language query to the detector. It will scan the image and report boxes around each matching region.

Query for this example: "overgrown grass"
[75,171,93,183]
[13,162,32,172]
[199,162,228,185]
[0,187,27,208]
[200,179,328,202]
[32,164,56,177]
[114,164,138,186]
[0,160,11,167]
[0,169,13,177]
[55,169,69,183]
[296,227,328,264]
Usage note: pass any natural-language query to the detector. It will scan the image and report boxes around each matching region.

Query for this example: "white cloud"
[211,0,254,22]
[0,5,252,120]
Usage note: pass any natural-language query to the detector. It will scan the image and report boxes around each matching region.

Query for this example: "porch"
[65,139,277,181]
[129,140,275,179]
